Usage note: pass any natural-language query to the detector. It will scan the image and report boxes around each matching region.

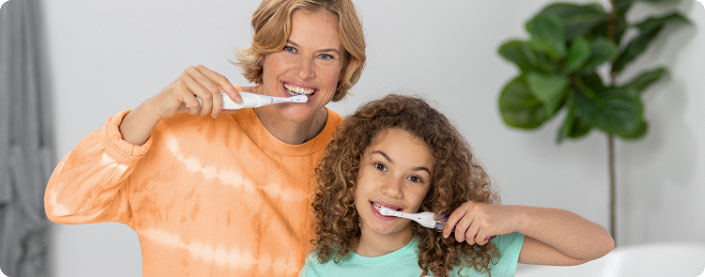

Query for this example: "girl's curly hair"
[312,94,500,276]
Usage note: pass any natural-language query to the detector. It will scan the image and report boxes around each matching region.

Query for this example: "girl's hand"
[151,65,244,119]
[442,201,522,246]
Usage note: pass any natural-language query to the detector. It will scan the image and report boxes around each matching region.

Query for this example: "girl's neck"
[254,105,328,145]
[354,226,413,257]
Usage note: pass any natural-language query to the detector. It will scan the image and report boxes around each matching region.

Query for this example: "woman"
[44,0,365,276]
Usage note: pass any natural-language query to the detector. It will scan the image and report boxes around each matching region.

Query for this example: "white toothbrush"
[377,206,448,232]
[196,92,308,110]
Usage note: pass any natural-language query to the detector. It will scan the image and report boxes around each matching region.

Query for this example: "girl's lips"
[370,202,397,221]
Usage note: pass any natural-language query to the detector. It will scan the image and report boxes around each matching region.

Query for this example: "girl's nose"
[380,178,403,199]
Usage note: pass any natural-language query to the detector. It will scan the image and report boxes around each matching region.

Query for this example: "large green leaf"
[526,14,566,60]
[575,87,644,136]
[613,12,690,74]
[580,71,607,93]
[615,0,634,11]
[499,76,548,129]
[498,40,540,72]
[581,38,618,73]
[557,90,592,143]
[526,72,569,116]
[636,0,678,3]
[634,12,690,32]
[620,120,649,139]
[564,37,591,73]
[622,67,667,94]
[539,3,609,40]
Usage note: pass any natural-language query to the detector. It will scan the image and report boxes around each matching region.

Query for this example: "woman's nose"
[297,56,315,80]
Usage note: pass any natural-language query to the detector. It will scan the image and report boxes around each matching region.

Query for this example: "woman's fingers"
[182,72,214,116]
[177,87,200,115]
[195,64,242,104]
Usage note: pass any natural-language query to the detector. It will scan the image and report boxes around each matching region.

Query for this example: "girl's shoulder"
[300,240,422,277]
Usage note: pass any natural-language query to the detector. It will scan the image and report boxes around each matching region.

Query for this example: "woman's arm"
[119,65,244,145]
[45,111,151,226]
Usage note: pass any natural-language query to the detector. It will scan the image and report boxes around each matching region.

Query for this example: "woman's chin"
[278,104,320,122]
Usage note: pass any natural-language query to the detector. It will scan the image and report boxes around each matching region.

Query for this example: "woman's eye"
[408,176,423,183]
[283,46,296,53]
[318,53,334,60]
[373,162,387,172]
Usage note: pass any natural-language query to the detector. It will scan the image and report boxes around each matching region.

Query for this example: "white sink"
[516,243,705,277]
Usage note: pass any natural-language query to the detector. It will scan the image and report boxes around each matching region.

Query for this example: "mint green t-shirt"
[300,232,525,277]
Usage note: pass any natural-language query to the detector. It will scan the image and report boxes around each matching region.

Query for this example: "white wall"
[40,0,705,276]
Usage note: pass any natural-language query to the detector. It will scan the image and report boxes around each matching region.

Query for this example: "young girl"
[301,94,614,276]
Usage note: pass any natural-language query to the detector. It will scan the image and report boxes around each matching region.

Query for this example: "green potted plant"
[496,0,690,243]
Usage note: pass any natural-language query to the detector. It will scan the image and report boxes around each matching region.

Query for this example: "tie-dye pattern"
[45,107,343,276]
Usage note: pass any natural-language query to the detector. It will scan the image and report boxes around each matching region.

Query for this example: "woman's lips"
[281,82,317,98]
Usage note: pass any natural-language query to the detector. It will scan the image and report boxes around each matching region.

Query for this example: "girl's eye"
[408,176,423,183]
[283,46,297,53]
[373,162,387,172]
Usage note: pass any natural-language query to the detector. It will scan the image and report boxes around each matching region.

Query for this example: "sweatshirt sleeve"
[44,110,153,227]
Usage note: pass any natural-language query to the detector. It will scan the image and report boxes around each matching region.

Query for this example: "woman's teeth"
[284,84,315,96]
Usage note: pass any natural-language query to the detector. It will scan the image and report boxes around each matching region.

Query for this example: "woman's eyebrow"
[286,40,341,54]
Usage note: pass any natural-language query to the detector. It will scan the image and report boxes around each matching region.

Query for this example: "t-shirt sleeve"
[489,232,525,276]
[44,110,153,226]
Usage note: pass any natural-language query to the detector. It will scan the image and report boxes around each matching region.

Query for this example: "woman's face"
[354,128,434,237]
[260,8,344,122]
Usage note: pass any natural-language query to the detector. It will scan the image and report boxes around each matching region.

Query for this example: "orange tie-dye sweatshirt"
[45,107,343,276]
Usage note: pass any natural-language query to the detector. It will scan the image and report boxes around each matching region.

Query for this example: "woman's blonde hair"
[312,94,500,276]
[236,0,366,101]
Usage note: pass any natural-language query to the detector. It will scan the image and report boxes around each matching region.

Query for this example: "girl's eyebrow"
[286,40,341,54]
[371,150,431,175]
[372,150,394,164]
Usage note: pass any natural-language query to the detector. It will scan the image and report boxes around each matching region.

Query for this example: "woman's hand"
[442,201,522,246]
[119,65,253,146]
[152,64,243,119]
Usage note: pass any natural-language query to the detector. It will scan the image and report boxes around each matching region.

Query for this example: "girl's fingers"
[476,230,491,246]
[465,220,481,245]
[444,207,466,238]
[454,214,475,243]
[195,64,241,103]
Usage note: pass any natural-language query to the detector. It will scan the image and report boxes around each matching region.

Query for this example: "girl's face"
[260,8,344,122]
[354,128,434,237]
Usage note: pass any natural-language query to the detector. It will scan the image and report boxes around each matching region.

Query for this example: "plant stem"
[608,0,618,244]
[608,134,616,243]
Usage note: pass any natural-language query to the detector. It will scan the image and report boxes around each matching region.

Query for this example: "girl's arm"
[443,202,614,265]
[513,206,614,265]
